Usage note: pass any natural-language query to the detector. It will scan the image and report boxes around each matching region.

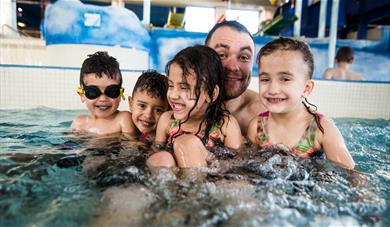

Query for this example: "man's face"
[207,26,254,100]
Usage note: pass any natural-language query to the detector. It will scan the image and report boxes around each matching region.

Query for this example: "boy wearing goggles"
[71,51,137,135]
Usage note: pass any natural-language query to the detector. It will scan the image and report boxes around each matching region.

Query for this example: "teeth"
[141,121,153,127]
[267,98,283,103]
[96,105,110,110]
[173,103,184,110]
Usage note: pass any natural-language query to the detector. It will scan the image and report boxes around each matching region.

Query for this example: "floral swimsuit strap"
[256,111,320,157]
[291,116,318,156]
[256,112,271,146]
[167,119,223,148]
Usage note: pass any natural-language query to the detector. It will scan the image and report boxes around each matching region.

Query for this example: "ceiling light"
[17,22,26,28]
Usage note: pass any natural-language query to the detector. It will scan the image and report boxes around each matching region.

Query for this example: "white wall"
[0,37,148,69]
[1,37,389,119]
[0,66,140,111]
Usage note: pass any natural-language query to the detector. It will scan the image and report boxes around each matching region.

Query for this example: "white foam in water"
[310,215,360,226]
[376,169,390,181]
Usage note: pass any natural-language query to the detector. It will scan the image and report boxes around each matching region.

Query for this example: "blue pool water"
[0,108,388,226]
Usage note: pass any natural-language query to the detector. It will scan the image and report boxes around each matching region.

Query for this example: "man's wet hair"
[336,46,354,63]
[257,37,314,79]
[205,20,254,45]
[80,51,122,86]
[132,70,168,100]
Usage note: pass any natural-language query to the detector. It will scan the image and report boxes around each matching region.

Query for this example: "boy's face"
[80,73,122,119]
[129,89,169,133]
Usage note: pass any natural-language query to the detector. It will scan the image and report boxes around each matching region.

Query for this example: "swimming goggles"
[76,84,125,100]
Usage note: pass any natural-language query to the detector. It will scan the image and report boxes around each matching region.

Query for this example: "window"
[84,13,101,27]
[184,7,215,33]
[225,9,259,34]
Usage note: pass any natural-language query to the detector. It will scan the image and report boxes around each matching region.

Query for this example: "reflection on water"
[0,108,388,226]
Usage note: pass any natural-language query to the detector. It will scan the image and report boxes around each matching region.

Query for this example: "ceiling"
[81,0,276,11]
[95,0,275,8]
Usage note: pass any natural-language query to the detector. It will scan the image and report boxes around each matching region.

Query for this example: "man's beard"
[224,73,251,100]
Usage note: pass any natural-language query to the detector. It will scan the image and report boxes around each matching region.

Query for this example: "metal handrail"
[1,24,32,37]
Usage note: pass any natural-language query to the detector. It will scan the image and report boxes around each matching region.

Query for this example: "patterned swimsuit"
[255,111,323,158]
[166,119,224,150]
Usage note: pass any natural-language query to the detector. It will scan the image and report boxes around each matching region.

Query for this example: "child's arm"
[247,117,258,145]
[155,111,172,146]
[222,115,243,150]
[319,117,356,169]
[146,111,176,168]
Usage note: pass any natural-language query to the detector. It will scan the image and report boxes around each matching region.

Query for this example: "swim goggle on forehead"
[76,84,125,100]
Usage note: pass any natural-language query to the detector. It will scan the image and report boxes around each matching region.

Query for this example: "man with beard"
[205,20,265,136]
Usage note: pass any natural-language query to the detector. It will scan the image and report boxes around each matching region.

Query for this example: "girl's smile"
[258,50,312,114]
[167,63,209,122]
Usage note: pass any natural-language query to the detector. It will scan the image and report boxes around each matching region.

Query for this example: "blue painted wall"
[43,0,390,82]
[43,0,151,50]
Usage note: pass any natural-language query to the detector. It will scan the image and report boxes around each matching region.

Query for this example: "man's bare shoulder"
[243,89,265,114]
[243,89,258,103]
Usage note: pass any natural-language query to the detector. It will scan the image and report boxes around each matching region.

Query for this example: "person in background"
[205,20,266,136]
[247,37,356,170]
[322,46,363,81]
[71,51,137,136]
[128,70,169,140]
[147,45,242,168]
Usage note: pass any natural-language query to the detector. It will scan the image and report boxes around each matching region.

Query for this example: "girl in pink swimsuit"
[247,37,355,169]
[147,45,242,168]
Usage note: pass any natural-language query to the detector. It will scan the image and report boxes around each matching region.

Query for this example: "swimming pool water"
[0,107,388,226]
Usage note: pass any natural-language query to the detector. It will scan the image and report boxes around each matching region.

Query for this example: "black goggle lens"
[84,85,121,99]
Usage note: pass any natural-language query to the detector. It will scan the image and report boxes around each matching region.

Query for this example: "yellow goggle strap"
[120,88,125,100]
[76,87,84,95]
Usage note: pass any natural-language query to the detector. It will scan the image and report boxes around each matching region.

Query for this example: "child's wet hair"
[166,45,228,143]
[80,51,122,86]
[257,37,314,79]
[336,46,354,62]
[132,70,168,100]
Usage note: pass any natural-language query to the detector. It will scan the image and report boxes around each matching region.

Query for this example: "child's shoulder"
[315,113,340,141]
[160,110,173,120]
[71,114,89,130]
[116,110,132,118]
[115,110,133,124]
[317,114,333,127]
